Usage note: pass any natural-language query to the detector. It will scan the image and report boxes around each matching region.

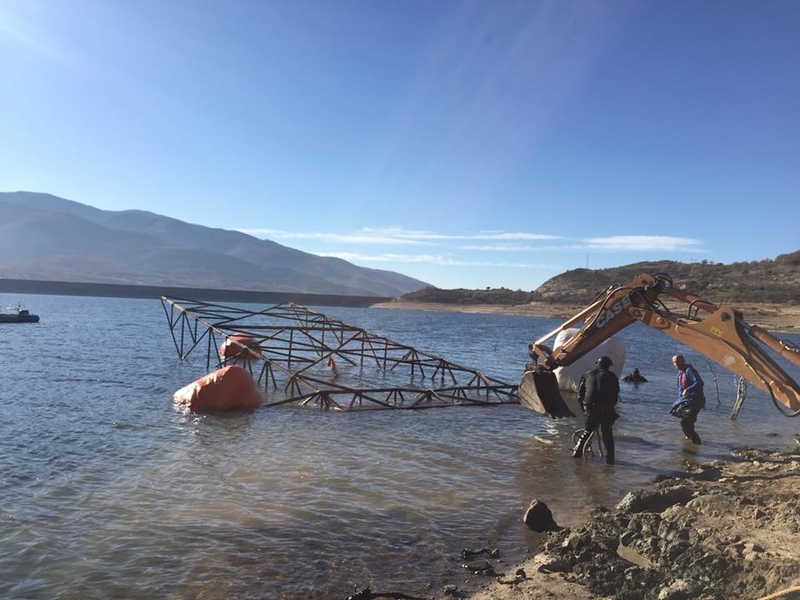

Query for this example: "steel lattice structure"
[161,296,519,411]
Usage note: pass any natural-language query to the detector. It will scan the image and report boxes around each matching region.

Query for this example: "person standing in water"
[670,354,705,444]
[573,355,620,465]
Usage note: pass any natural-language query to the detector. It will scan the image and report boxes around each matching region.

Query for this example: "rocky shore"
[453,447,800,600]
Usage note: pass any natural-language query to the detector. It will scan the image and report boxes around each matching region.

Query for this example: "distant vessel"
[0,302,40,323]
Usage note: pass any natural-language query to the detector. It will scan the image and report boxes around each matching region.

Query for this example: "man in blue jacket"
[670,354,705,444]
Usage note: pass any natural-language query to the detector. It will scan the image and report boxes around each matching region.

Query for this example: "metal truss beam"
[161,296,519,411]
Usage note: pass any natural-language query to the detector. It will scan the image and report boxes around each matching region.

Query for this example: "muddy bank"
[370,300,800,333]
[455,447,800,600]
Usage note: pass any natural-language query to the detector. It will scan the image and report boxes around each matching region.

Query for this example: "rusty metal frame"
[161,296,518,411]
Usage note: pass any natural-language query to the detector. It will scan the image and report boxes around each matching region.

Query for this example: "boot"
[572,430,592,458]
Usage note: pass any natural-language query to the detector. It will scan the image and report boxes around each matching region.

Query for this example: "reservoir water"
[1,294,798,599]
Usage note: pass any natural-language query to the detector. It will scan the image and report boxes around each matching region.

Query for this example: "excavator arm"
[520,272,800,417]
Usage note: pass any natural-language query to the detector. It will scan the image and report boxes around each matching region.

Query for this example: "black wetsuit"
[574,365,620,463]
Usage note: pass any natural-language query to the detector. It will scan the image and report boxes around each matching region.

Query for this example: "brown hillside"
[401,251,800,306]
[536,251,800,305]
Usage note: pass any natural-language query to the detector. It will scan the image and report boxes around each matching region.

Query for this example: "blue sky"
[1,1,798,290]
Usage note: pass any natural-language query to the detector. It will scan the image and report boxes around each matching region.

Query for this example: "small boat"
[0,302,40,323]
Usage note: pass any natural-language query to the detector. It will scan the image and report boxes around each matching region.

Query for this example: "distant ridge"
[535,254,800,305]
[0,191,428,298]
[400,251,800,306]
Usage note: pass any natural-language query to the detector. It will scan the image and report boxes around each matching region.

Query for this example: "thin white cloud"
[474,231,560,241]
[583,235,704,252]
[238,226,561,245]
[461,235,705,254]
[318,251,549,269]
[240,229,426,245]
[238,227,706,264]
[460,244,542,251]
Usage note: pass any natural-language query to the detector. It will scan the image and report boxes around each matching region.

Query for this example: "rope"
[731,376,748,420]
[705,361,721,405]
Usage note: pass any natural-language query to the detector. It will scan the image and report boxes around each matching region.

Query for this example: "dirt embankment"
[370,300,800,333]
[456,448,800,600]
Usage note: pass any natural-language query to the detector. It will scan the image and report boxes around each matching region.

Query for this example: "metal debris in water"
[161,297,518,411]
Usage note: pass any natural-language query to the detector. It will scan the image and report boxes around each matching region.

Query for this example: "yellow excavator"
[519,272,800,419]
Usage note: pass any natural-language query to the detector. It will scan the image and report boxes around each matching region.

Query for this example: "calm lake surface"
[1,294,798,599]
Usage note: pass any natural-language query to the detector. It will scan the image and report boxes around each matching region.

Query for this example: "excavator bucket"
[518,370,575,418]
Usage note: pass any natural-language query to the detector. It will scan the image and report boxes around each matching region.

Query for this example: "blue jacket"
[672,363,704,410]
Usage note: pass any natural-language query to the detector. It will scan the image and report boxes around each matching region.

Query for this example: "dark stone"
[538,560,572,573]
[524,498,562,532]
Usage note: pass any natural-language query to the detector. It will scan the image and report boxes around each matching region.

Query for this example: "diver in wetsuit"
[622,368,648,383]
[573,356,620,465]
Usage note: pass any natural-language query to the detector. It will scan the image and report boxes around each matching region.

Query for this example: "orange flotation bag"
[173,365,261,412]
[218,333,261,361]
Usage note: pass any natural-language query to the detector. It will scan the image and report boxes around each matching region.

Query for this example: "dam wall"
[0,278,390,308]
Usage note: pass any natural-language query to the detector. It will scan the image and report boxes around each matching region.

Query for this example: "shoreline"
[450,447,800,600]
[370,299,800,333]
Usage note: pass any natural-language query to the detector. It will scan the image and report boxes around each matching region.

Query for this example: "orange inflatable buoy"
[219,333,261,361]
[173,365,262,412]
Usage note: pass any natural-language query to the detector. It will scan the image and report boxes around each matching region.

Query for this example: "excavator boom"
[521,273,800,417]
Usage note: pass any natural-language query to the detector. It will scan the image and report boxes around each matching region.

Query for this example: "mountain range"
[0,192,427,297]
